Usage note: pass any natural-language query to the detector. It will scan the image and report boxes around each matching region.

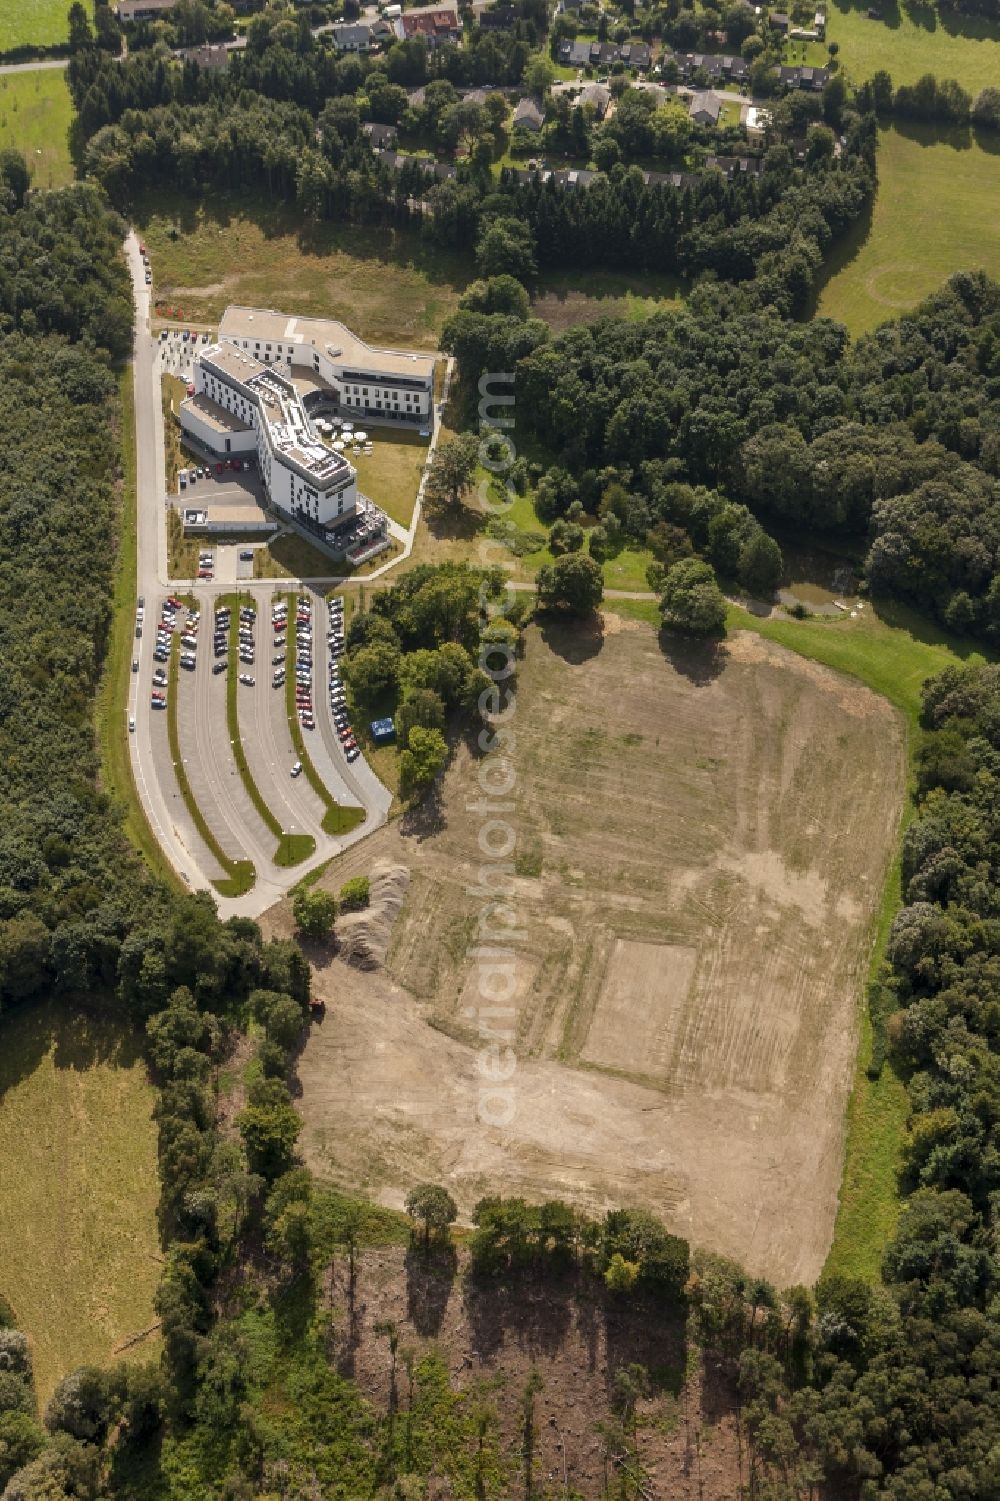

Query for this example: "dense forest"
[441,270,1000,638]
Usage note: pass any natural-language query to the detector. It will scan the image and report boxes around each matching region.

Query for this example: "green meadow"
[828,0,1000,94]
[0,68,74,188]
[816,122,1000,336]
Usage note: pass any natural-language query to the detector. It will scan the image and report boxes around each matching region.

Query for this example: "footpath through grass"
[167,609,256,898]
[0,69,74,188]
[609,593,993,1281]
[95,372,183,893]
[815,123,1000,336]
[220,591,315,868]
[284,591,366,837]
[0,1000,161,1405]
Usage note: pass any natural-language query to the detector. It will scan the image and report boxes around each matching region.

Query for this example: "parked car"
[239,673,255,686]
[345,745,360,762]
[240,550,253,561]
[212,661,227,675]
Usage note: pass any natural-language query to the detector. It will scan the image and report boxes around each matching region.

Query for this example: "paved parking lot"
[237,606,329,842]
[144,598,229,880]
[151,596,359,872]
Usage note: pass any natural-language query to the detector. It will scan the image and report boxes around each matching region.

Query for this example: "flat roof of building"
[204,503,272,526]
[181,393,250,434]
[218,305,436,382]
[201,341,267,387]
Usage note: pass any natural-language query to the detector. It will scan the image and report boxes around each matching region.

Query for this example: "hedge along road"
[124,231,390,917]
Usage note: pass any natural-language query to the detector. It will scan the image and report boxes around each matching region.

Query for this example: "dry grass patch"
[135,190,469,351]
[0,1002,161,1404]
[280,618,905,1286]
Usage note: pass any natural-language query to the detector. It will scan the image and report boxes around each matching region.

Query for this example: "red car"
[197,569,213,579]
[167,596,182,609]
[215,463,224,474]
[186,382,195,397]
[138,241,146,255]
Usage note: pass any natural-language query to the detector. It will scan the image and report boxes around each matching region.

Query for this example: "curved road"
[124,232,391,917]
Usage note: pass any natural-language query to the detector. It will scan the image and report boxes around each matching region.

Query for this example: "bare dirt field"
[275,618,905,1287]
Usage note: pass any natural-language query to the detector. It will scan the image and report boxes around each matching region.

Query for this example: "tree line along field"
[828,0,1000,94]
[815,122,1000,335]
[0,1002,161,1404]
[281,616,906,1289]
[136,191,685,354]
[0,69,74,189]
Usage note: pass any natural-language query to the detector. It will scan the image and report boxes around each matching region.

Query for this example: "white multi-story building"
[181,342,358,529]
[179,307,436,547]
[217,305,436,429]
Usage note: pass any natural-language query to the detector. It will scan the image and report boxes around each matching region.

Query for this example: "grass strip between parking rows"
[94,370,184,892]
[220,591,316,868]
[284,591,366,837]
[166,602,255,898]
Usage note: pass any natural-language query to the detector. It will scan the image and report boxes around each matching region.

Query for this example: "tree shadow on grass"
[656,627,727,685]
[830,0,901,31]
[537,612,605,663]
[0,995,144,1109]
[973,123,1000,157]
[806,190,875,321]
[870,594,999,665]
[893,118,973,152]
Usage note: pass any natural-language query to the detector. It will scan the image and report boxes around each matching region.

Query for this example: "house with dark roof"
[578,81,612,117]
[558,39,594,67]
[331,23,374,51]
[645,169,698,188]
[769,10,789,29]
[384,151,458,181]
[777,64,830,90]
[177,42,231,69]
[672,50,750,85]
[512,96,545,131]
[620,41,652,70]
[689,90,722,126]
[705,154,763,180]
[477,2,516,29]
[363,122,398,150]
